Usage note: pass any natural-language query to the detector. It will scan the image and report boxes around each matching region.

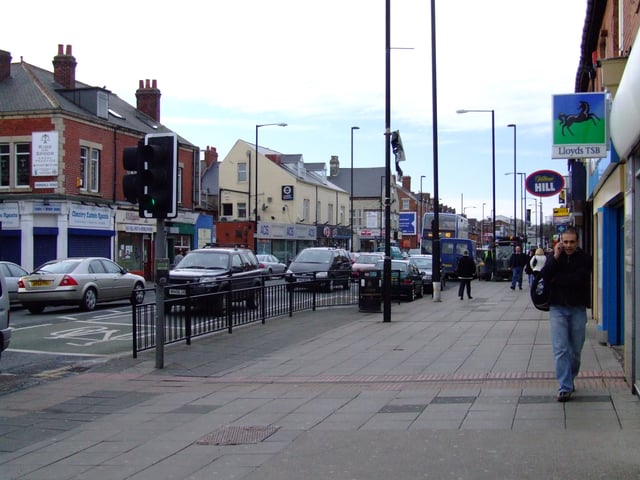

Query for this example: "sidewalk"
[1,280,638,479]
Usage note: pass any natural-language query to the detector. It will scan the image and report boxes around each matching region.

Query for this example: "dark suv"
[166,247,263,311]
[285,247,352,292]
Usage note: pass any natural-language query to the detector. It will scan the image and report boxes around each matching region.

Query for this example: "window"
[316,201,321,224]
[0,143,31,189]
[328,203,334,224]
[237,162,247,182]
[80,146,100,192]
[339,206,345,225]
[222,203,233,216]
[237,202,247,218]
[177,166,183,204]
[402,198,410,210]
[303,199,310,222]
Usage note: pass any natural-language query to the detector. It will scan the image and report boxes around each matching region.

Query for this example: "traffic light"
[121,133,177,218]
[140,133,177,219]
[122,140,144,206]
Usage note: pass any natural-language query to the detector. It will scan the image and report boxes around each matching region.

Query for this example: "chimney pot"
[0,50,12,82]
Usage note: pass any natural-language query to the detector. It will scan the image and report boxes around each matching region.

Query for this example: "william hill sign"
[525,170,565,198]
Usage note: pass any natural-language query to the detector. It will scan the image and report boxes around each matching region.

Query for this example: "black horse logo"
[558,101,600,136]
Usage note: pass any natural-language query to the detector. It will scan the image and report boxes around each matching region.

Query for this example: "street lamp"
[350,126,360,252]
[507,124,516,237]
[457,109,496,279]
[419,175,426,251]
[481,202,486,246]
[506,171,526,243]
[255,122,287,252]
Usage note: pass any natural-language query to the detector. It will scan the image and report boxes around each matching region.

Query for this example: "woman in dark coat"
[456,250,476,300]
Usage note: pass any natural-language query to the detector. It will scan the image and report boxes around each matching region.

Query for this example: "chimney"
[0,50,11,82]
[402,175,411,191]
[329,155,339,176]
[52,44,76,89]
[136,79,161,121]
[204,146,218,167]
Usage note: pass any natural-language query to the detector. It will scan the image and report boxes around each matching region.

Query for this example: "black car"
[285,247,352,292]
[166,247,263,312]
[374,259,424,301]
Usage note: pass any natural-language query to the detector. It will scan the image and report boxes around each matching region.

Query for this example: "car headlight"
[316,271,329,278]
[286,269,293,274]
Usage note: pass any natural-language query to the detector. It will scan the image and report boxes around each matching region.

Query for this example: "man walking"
[541,227,592,402]
[509,246,528,290]
[456,250,476,300]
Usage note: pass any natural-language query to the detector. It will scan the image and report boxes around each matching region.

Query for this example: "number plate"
[169,288,187,296]
[30,280,52,287]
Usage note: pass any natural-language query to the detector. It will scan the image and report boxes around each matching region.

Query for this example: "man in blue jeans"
[541,227,592,402]
[509,246,528,290]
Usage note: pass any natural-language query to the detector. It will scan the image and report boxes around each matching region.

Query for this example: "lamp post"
[255,122,287,252]
[528,201,538,246]
[456,109,496,279]
[419,175,425,251]
[481,202,486,246]
[350,126,360,252]
[507,124,516,237]
[506,171,526,244]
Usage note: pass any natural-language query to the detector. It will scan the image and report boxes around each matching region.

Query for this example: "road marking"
[11,324,53,331]
[6,348,105,357]
[76,319,131,326]
[46,325,131,346]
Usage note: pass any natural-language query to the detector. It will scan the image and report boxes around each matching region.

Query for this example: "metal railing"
[132,273,360,356]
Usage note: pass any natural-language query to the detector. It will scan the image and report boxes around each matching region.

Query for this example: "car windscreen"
[178,252,229,269]
[411,258,432,269]
[36,260,82,274]
[357,255,382,265]
[294,250,333,264]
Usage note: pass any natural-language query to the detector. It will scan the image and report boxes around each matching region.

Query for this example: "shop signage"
[32,131,60,176]
[526,170,565,197]
[552,92,607,159]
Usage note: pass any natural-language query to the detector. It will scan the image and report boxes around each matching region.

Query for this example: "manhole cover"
[196,425,280,445]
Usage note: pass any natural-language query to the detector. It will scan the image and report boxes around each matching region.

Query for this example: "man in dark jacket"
[541,227,591,402]
[509,246,529,290]
[456,250,476,300]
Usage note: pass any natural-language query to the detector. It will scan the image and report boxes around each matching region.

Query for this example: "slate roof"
[330,166,388,197]
[0,60,194,146]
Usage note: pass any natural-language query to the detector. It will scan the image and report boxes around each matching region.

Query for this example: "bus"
[421,213,469,254]
[421,213,474,279]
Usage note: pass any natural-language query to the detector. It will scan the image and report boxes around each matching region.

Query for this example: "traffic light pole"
[155,218,168,368]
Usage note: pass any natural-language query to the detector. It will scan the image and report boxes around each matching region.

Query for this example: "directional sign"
[399,212,416,235]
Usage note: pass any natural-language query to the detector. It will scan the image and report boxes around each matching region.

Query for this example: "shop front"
[256,221,316,263]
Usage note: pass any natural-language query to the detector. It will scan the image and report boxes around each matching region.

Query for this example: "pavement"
[0,279,638,480]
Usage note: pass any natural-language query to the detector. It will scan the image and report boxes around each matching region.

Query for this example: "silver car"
[257,254,287,276]
[18,257,146,314]
[0,261,29,307]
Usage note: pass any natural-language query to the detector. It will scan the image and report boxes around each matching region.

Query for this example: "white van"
[0,268,11,361]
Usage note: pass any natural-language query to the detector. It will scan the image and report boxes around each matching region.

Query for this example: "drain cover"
[196,425,280,445]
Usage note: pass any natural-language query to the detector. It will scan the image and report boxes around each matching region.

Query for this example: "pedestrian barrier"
[131,273,360,356]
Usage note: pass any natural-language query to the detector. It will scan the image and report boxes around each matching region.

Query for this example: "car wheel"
[417,285,423,298]
[246,287,262,309]
[80,288,97,311]
[342,279,351,290]
[131,282,145,305]
[324,279,334,293]
[407,286,416,302]
[26,304,45,314]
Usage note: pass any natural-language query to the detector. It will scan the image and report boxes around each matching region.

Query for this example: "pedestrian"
[456,250,476,300]
[529,247,546,279]
[524,247,536,286]
[509,246,529,290]
[541,227,592,402]
[482,250,493,281]
[174,248,186,264]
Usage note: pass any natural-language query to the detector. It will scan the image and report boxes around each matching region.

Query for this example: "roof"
[0,60,195,146]
[330,166,387,197]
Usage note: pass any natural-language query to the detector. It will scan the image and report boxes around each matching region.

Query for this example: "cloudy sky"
[5,0,587,220]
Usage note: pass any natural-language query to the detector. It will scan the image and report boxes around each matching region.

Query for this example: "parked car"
[376,245,406,259]
[286,247,352,292]
[0,261,30,306]
[374,259,424,301]
[0,267,11,362]
[257,254,287,277]
[166,247,263,312]
[408,254,446,294]
[351,252,385,280]
[17,257,146,314]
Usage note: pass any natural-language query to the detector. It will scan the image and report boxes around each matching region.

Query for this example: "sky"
[4,0,587,221]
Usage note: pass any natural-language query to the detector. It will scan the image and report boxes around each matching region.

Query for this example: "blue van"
[439,238,476,280]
